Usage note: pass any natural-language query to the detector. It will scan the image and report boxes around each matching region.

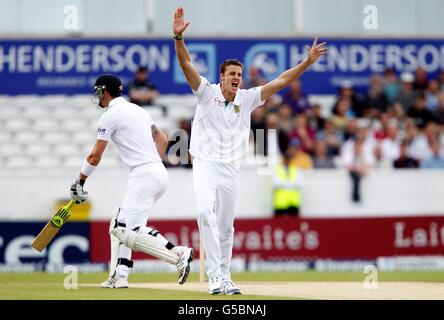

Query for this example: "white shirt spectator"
[340,138,377,167]
[380,137,401,165]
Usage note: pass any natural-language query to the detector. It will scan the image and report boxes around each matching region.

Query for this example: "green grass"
[1,271,444,300]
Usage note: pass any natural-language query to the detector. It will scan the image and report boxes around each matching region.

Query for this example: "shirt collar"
[216,83,241,107]
[108,96,126,109]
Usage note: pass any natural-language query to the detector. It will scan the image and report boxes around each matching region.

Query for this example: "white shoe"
[208,276,223,295]
[100,272,128,289]
[100,276,116,288]
[175,247,194,285]
[114,277,129,288]
[223,279,241,295]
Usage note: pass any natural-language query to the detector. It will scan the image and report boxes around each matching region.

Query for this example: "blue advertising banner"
[1,38,444,95]
[0,222,89,266]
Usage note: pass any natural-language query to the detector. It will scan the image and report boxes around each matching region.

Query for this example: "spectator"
[402,117,419,144]
[312,139,336,169]
[420,139,444,169]
[407,93,436,129]
[396,72,418,112]
[288,138,313,169]
[281,79,311,115]
[434,92,444,126]
[387,101,406,121]
[332,98,353,132]
[425,79,440,112]
[315,119,343,156]
[128,66,159,106]
[414,66,429,92]
[439,70,444,91]
[307,103,326,131]
[343,118,359,141]
[394,139,420,169]
[242,66,267,89]
[333,81,364,117]
[362,74,390,118]
[341,135,376,203]
[376,120,401,168]
[273,148,304,217]
[288,113,316,153]
[382,68,400,103]
[277,104,294,133]
[408,121,440,161]
[373,112,391,141]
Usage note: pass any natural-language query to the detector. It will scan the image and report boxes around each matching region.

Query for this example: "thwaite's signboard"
[1,217,443,267]
[89,216,444,262]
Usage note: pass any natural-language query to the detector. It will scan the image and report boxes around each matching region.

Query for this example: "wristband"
[81,160,97,177]
[174,34,183,40]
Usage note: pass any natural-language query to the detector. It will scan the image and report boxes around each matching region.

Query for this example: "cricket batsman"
[70,74,194,288]
[173,7,327,294]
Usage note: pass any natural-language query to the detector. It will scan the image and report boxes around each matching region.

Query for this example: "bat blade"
[31,200,75,252]
[31,220,62,252]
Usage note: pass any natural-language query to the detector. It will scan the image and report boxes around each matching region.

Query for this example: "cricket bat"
[31,200,76,252]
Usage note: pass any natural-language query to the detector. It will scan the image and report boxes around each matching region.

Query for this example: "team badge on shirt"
[234,105,240,113]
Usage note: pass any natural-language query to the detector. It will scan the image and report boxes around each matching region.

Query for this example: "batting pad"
[125,230,179,265]
[109,234,120,276]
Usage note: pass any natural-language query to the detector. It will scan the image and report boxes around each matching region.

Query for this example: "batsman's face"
[91,85,107,108]
[221,65,242,97]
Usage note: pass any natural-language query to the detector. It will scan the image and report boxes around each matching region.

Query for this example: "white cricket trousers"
[115,162,169,265]
[118,162,169,229]
[193,159,240,280]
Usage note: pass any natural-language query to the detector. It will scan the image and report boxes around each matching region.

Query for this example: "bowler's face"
[221,65,242,97]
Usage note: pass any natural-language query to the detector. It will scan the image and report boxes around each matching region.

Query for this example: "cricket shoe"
[223,279,241,295]
[208,276,223,295]
[173,246,194,285]
[100,276,116,288]
[100,272,129,289]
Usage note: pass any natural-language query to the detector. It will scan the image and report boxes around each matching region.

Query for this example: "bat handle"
[65,200,76,211]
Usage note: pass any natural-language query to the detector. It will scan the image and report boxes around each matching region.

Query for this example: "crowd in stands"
[247,66,444,170]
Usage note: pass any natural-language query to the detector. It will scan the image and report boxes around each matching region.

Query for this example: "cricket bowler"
[173,6,327,294]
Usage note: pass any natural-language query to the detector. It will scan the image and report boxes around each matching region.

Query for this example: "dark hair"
[219,59,243,75]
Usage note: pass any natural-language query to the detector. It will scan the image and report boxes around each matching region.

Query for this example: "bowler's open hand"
[306,35,328,64]
[173,7,190,36]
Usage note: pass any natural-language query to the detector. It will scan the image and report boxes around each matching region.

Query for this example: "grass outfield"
[1,271,444,300]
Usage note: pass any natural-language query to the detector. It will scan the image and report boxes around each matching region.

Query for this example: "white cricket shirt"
[96,97,161,169]
[190,76,265,163]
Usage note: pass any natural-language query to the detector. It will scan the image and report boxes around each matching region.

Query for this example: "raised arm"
[261,35,328,101]
[173,7,201,92]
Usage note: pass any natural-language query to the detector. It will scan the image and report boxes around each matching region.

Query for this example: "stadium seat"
[53,144,81,156]
[33,118,59,132]
[4,118,30,131]
[26,144,52,157]
[0,143,23,157]
[0,131,11,143]
[34,155,62,169]
[15,131,41,144]
[4,156,34,169]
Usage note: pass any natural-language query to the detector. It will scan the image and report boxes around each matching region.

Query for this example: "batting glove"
[70,179,88,204]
